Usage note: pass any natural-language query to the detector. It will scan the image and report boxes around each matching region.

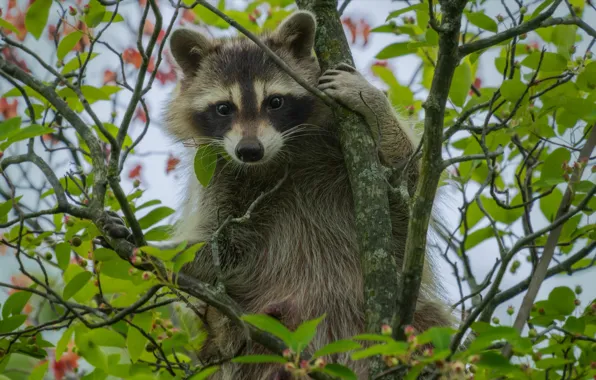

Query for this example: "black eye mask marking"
[263,94,315,133]
[192,102,236,138]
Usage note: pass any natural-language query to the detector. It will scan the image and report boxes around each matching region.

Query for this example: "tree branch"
[297,0,398,346]
[442,147,505,169]
[0,54,109,210]
[492,241,596,306]
[393,0,468,339]
[502,124,596,358]
[458,0,563,57]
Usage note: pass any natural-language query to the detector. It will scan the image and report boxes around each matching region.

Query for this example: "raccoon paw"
[317,63,384,118]
[100,211,134,242]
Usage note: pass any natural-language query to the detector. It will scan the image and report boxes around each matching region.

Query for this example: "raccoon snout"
[235,138,265,163]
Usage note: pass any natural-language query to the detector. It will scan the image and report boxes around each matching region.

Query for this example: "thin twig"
[502,124,596,358]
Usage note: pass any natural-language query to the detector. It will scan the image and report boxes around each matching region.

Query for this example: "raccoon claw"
[335,62,357,73]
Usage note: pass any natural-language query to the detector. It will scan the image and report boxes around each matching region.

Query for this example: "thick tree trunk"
[294,0,397,376]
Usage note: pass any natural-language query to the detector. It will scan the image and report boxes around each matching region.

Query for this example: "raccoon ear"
[169,28,212,75]
[273,11,316,58]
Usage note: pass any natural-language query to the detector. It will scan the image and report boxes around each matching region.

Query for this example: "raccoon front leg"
[317,63,417,163]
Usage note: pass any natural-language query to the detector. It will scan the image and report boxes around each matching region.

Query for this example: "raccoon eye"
[268,96,284,110]
[215,102,233,116]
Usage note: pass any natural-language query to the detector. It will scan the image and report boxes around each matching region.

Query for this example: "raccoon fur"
[164,10,453,380]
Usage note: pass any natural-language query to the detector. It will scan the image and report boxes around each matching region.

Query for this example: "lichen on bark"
[295,0,397,376]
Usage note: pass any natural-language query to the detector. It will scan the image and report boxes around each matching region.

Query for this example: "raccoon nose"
[235,139,264,162]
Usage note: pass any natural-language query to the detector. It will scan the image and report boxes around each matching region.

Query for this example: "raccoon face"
[166,11,327,165]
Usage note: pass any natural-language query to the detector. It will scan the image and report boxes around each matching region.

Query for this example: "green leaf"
[539,147,571,185]
[63,271,93,300]
[0,125,55,150]
[100,260,132,280]
[425,28,438,46]
[376,42,417,59]
[464,227,494,251]
[84,0,106,28]
[56,325,75,360]
[313,340,361,359]
[529,0,554,20]
[405,363,425,380]
[87,328,126,347]
[231,355,287,364]
[416,327,455,351]
[467,325,520,353]
[0,117,21,140]
[76,330,108,371]
[521,52,567,72]
[93,123,134,149]
[140,245,179,261]
[135,199,161,211]
[476,352,516,369]
[449,60,472,107]
[93,247,119,261]
[0,314,27,333]
[100,85,122,96]
[173,242,205,272]
[352,342,408,360]
[548,286,576,315]
[189,366,220,380]
[101,11,124,23]
[551,25,577,58]
[539,187,563,222]
[25,0,52,39]
[57,31,84,60]
[352,334,393,342]
[563,316,585,335]
[571,258,595,270]
[0,199,14,223]
[161,331,189,352]
[293,314,325,351]
[28,361,48,380]
[535,358,573,369]
[466,11,498,33]
[127,312,153,362]
[194,145,218,187]
[500,79,526,102]
[2,290,33,319]
[385,4,425,20]
[62,53,99,74]
[2,86,48,105]
[55,242,71,270]
[480,195,523,224]
[241,314,294,348]
[138,206,175,229]
[0,18,19,34]
[322,364,358,380]
[144,225,173,241]
[81,85,110,102]
[577,62,596,92]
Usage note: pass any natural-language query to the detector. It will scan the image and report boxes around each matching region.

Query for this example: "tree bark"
[295,0,397,376]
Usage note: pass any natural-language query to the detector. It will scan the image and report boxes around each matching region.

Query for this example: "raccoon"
[164,10,453,379]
